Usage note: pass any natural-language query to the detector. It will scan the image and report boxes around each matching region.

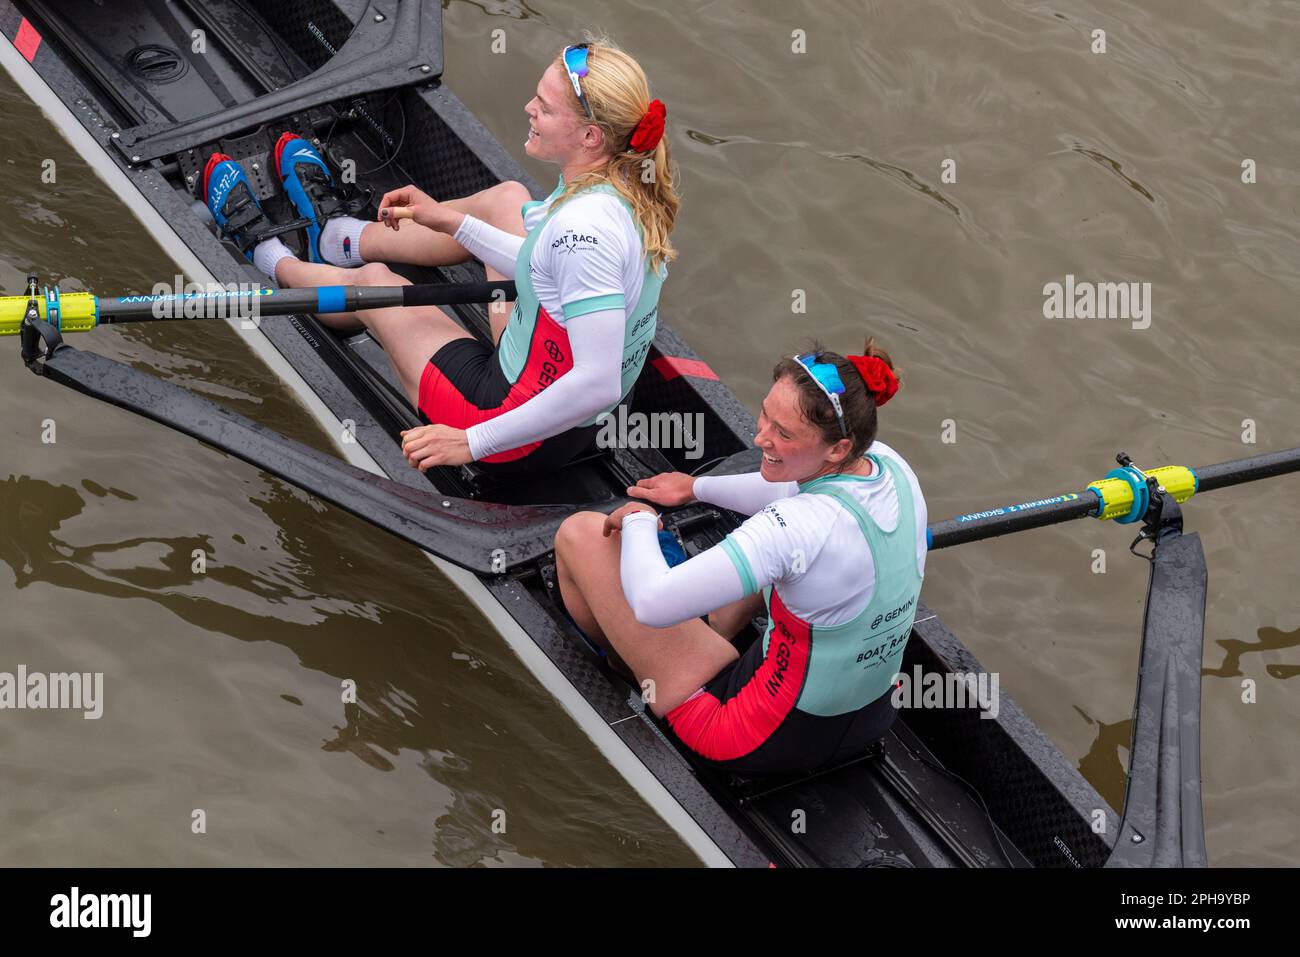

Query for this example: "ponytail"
[550,38,680,272]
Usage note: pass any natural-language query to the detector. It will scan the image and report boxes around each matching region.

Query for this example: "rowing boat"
[1,0,1220,867]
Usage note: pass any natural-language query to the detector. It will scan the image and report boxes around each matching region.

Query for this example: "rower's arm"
[693,472,798,515]
[466,308,624,460]
[469,205,635,459]
[452,215,525,277]
[620,510,748,627]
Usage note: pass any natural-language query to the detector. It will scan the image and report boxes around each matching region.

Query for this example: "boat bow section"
[12,0,445,164]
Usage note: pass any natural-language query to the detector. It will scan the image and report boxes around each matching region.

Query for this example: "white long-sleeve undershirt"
[450,190,648,460]
[617,473,802,628]
[692,471,798,516]
[619,510,747,628]
[452,214,524,278]
[618,443,929,628]
[465,307,625,460]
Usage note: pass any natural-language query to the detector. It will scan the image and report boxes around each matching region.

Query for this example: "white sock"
[253,236,295,281]
[319,216,369,267]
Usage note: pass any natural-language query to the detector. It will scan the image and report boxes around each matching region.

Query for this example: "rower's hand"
[603,503,662,537]
[399,424,473,469]
[627,471,697,508]
[378,185,456,234]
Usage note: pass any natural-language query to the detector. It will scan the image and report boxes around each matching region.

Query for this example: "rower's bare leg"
[275,258,470,407]
[554,545,605,644]
[708,592,766,642]
[554,512,739,717]
[357,179,528,343]
[356,180,529,266]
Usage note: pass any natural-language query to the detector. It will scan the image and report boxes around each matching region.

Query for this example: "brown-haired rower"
[554,341,928,776]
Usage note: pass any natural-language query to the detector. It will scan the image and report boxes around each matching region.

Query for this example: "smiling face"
[755,376,856,483]
[524,63,600,163]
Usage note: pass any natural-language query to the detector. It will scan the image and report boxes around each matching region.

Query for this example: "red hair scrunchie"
[847,355,899,407]
[629,99,666,153]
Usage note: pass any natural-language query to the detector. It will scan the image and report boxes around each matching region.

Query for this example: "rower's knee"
[355,261,406,286]
[486,180,531,228]
[555,510,604,561]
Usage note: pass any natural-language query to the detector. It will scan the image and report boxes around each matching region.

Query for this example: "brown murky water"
[2,0,1297,865]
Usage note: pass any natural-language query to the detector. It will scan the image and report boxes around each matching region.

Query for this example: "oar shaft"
[1,280,517,333]
[1192,447,1300,492]
[94,280,516,321]
[928,494,1097,549]
[928,445,1300,550]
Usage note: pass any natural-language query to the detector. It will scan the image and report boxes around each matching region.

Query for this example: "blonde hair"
[550,36,679,272]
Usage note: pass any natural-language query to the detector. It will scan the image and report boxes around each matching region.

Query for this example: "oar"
[910,444,1300,867]
[25,341,572,574]
[0,277,518,336]
[695,445,1300,547]
[904,446,1300,868]
[926,447,1300,549]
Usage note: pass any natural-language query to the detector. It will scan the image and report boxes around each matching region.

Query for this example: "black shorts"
[417,338,599,473]
[666,637,900,778]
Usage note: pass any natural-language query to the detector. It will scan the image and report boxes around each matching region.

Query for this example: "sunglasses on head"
[563,43,594,119]
[793,353,848,438]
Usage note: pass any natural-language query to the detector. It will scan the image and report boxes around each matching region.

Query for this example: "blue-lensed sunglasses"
[563,43,594,119]
[794,353,848,437]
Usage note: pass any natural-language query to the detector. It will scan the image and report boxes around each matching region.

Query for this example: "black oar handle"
[400,281,515,309]
[1193,447,1300,492]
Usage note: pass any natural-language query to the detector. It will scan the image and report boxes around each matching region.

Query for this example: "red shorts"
[418,338,598,471]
